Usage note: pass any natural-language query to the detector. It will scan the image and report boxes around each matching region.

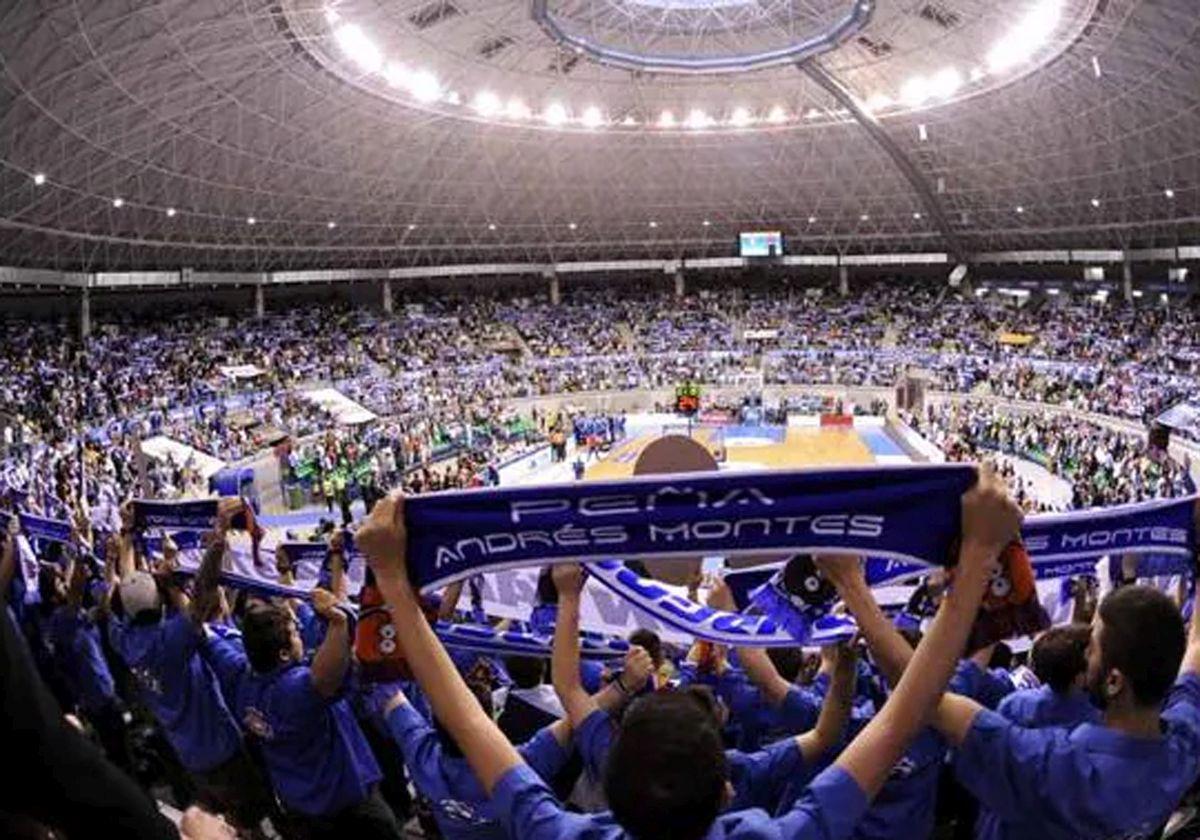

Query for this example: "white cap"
[119,571,161,618]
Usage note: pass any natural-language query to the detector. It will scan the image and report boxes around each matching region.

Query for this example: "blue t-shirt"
[387,702,569,840]
[951,661,1015,711]
[202,631,382,816]
[727,738,810,813]
[956,674,1200,840]
[721,677,821,751]
[108,612,242,773]
[47,606,116,714]
[996,686,1100,730]
[493,761,868,839]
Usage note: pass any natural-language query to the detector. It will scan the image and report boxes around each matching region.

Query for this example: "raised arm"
[356,494,522,794]
[438,579,465,622]
[794,642,856,765]
[328,530,347,603]
[550,564,598,727]
[1181,499,1200,677]
[833,469,1020,799]
[308,588,352,698]
[819,558,913,689]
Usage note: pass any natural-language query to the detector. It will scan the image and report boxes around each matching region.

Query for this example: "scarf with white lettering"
[406,464,979,592]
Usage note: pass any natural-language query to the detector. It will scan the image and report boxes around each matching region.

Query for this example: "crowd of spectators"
[2,278,1198,521]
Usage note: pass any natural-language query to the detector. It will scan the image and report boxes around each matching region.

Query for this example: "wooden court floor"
[584,427,875,480]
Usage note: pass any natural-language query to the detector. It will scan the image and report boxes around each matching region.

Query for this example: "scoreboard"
[675,382,701,415]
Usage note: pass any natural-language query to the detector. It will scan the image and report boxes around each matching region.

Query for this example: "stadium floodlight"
[32,172,46,186]
[918,123,928,141]
[568,222,577,230]
[543,102,569,126]
[444,91,461,105]
[408,70,442,103]
[622,115,638,126]
[165,207,176,217]
[327,221,337,229]
[970,67,986,82]
[987,0,1060,73]
[112,197,124,208]
[728,107,753,127]
[657,110,677,128]
[247,216,256,225]
[335,24,383,74]
[804,108,821,120]
[472,91,502,116]
[383,63,410,88]
[807,216,817,224]
[324,7,340,25]
[685,109,712,129]
[913,212,922,220]
[487,223,497,231]
[901,77,931,106]
[506,98,532,120]
[865,94,892,113]
[581,106,604,128]
[768,105,788,124]
[930,67,962,99]
[702,219,711,227]
[1165,188,1176,199]
[859,214,870,221]
[1016,206,1025,214]
[648,221,658,228]
[407,224,417,231]
[1090,198,1101,208]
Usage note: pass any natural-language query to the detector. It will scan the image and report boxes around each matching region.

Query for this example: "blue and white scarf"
[17,511,73,544]
[406,464,978,592]
[132,498,220,531]
[585,559,857,648]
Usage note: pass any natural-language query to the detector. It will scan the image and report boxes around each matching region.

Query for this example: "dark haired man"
[996,624,1099,729]
[354,467,1020,840]
[202,568,402,837]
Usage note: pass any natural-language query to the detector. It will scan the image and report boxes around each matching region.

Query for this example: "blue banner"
[17,512,73,544]
[133,498,220,531]
[405,464,978,593]
[724,495,1200,596]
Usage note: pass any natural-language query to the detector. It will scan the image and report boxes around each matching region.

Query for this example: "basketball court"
[581,416,914,481]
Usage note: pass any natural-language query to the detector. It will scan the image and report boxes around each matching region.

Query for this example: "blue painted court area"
[859,427,907,457]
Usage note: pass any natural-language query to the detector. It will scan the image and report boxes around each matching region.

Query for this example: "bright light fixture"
[988,0,1060,72]
[32,172,46,186]
[1016,206,1025,214]
[930,67,962,99]
[112,198,124,208]
[913,212,922,219]
[1164,188,1176,199]
[807,216,816,224]
[383,63,410,88]
[247,216,256,225]
[165,207,176,217]
[648,221,658,228]
[702,219,711,227]
[324,8,340,25]
[335,24,383,74]
[327,221,337,229]
[728,107,752,127]
[901,77,932,106]
[860,214,870,221]
[473,91,502,117]
[408,70,442,103]
[506,98,532,120]
[657,110,676,128]
[1090,198,1101,208]
[487,223,497,231]
[804,108,821,120]
[1092,56,1103,78]
[970,67,986,82]
[581,106,604,128]
[685,109,712,129]
[543,102,569,126]
[568,222,578,230]
[865,94,892,113]
[768,105,788,124]
[622,115,638,126]
[407,224,417,231]
[918,123,928,142]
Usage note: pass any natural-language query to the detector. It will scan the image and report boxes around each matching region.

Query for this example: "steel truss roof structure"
[0,0,1198,271]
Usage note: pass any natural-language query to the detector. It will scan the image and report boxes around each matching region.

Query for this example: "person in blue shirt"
[996,624,1100,729]
[372,680,573,839]
[950,646,1016,712]
[201,565,402,837]
[831,537,1200,840]
[105,529,277,835]
[352,471,1019,840]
